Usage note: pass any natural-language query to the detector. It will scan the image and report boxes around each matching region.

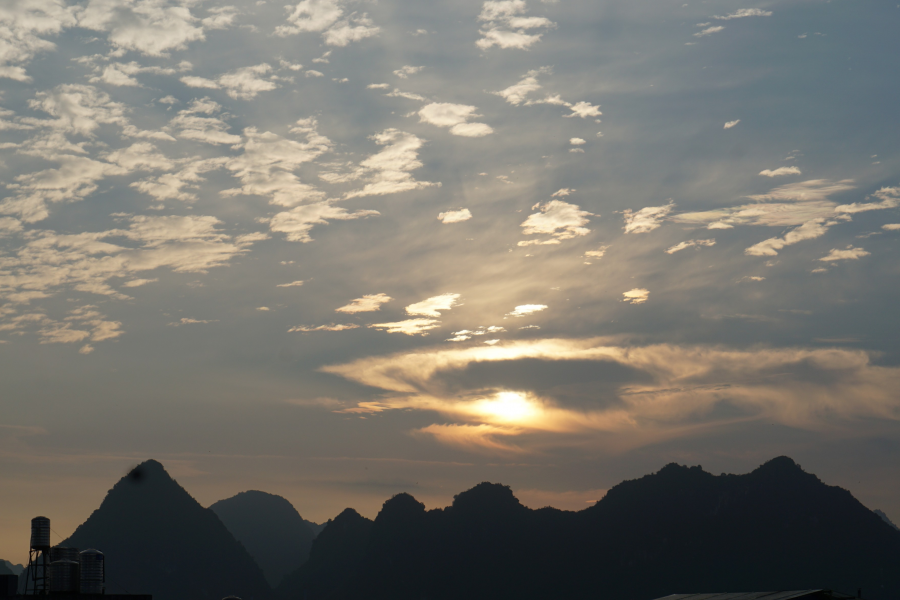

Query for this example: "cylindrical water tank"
[30,517,51,550]
[78,550,104,595]
[50,547,80,563]
[49,560,79,594]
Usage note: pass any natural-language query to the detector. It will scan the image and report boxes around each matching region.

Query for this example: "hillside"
[64,460,271,600]
[210,490,316,587]
[277,457,900,600]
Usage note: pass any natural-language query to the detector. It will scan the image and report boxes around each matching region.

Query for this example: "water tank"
[78,550,104,595]
[30,517,51,550]
[50,547,80,563]
[49,561,79,593]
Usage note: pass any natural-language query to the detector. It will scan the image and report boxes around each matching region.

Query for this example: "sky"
[2,0,900,564]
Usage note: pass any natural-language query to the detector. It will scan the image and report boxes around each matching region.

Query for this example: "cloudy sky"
[2,0,899,562]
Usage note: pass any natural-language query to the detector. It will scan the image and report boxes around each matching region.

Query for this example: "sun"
[472,392,540,424]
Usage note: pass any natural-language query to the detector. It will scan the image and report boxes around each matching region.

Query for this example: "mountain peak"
[64,461,271,600]
[451,482,525,517]
[125,459,170,484]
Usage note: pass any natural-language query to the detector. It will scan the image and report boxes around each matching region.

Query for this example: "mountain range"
[277,457,900,600]
[62,460,271,600]
[210,490,317,587]
[8,457,899,600]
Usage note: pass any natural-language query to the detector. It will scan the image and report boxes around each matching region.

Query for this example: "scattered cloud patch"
[275,0,380,46]
[745,219,832,256]
[724,119,740,129]
[406,293,461,317]
[277,280,305,287]
[369,318,440,336]
[476,0,556,50]
[289,323,359,332]
[835,186,900,214]
[623,202,674,234]
[623,288,649,304]
[819,246,870,262]
[695,26,725,37]
[438,208,473,224]
[394,65,424,78]
[170,318,217,326]
[584,245,609,259]
[760,166,801,177]
[268,201,380,243]
[507,304,547,317]
[713,9,773,20]
[418,103,493,137]
[666,239,716,254]
[343,129,440,198]
[520,200,593,244]
[336,293,392,313]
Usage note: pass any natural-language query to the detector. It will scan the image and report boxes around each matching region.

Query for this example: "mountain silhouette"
[276,508,373,599]
[63,460,271,600]
[209,491,316,587]
[277,457,900,600]
[873,509,899,530]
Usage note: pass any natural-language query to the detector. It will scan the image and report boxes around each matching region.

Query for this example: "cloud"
[0,0,78,81]
[289,323,360,332]
[835,186,900,214]
[622,288,649,304]
[417,103,493,137]
[0,213,260,337]
[217,64,279,100]
[747,179,856,202]
[406,293,461,317]
[476,1,556,50]
[166,98,241,145]
[267,201,380,242]
[88,60,191,88]
[492,67,548,105]
[79,0,206,56]
[275,0,379,46]
[437,208,472,224]
[570,138,586,145]
[713,9,773,20]
[666,239,716,254]
[277,280,305,287]
[883,224,900,231]
[744,219,832,256]
[0,155,126,222]
[491,68,600,119]
[169,317,217,326]
[819,246,871,262]
[394,65,424,78]
[564,102,602,119]
[695,26,725,37]
[322,339,900,453]
[343,129,440,198]
[723,119,740,129]
[674,180,857,230]
[181,64,280,100]
[223,120,331,207]
[520,200,594,243]
[368,318,440,335]
[507,304,547,317]
[622,201,673,234]
[336,293,392,313]
[384,89,427,101]
[584,246,609,259]
[760,166,801,177]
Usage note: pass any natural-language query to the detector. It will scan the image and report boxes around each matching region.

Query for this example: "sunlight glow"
[471,392,540,424]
